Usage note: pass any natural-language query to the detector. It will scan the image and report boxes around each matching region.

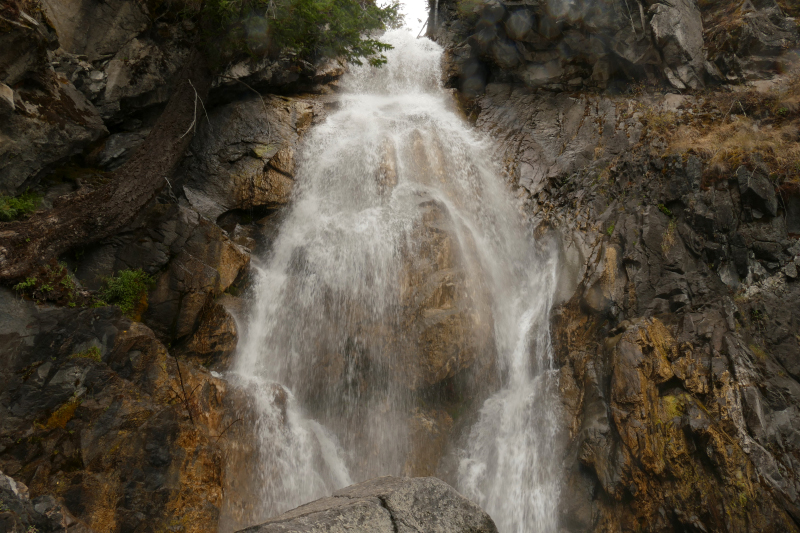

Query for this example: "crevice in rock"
[376,496,401,533]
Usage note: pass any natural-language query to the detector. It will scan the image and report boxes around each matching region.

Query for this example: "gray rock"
[40,0,150,61]
[179,95,316,220]
[0,74,107,195]
[737,165,778,217]
[238,476,498,533]
[100,36,191,120]
[649,0,706,88]
[94,129,150,170]
[787,193,800,235]
[0,470,95,532]
[0,82,14,115]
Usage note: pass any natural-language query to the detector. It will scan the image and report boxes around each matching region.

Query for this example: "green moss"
[99,269,154,319]
[662,394,686,420]
[0,189,41,221]
[749,343,768,360]
[606,223,615,236]
[69,346,102,363]
[13,276,38,292]
[657,203,673,217]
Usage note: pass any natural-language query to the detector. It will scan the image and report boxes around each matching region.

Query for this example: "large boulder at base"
[237,476,498,533]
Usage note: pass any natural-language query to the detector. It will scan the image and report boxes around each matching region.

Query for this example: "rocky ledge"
[237,477,498,533]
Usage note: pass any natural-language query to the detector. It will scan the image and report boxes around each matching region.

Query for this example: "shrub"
[0,189,41,221]
[198,0,401,67]
[12,261,84,307]
[99,269,154,319]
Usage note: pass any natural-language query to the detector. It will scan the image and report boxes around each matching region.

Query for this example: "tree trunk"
[0,49,213,281]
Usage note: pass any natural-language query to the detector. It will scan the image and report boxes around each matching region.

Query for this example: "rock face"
[0,469,94,533]
[179,95,320,221]
[238,476,498,533]
[460,59,800,530]
[434,0,798,93]
[0,288,261,533]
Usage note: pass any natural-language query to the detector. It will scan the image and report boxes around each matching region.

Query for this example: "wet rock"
[238,476,498,533]
[402,409,454,477]
[176,297,240,370]
[398,199,495,389]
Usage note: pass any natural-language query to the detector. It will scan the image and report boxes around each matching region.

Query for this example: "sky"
[395,0,429,37]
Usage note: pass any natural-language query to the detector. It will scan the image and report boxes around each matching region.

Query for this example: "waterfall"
[229,29,562,532]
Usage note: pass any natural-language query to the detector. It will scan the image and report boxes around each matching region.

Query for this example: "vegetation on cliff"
[0,0,399,284]
[198,0,400,66]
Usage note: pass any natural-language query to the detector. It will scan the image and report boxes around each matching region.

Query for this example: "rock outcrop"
[237,476,498,533]
[434,0,798,94]
[0,287,264,533]
[454,48,800,533]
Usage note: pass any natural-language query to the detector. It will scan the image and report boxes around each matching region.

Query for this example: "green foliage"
[606,223,615,236]
[199,0,401,67]
[0,189,41,221]
[99,269,154,318]
[657,203,673,217]
[13,276,37,292]
[12,262,83,307]
[70,346,102,363]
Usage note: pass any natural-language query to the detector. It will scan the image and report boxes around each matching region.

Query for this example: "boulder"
[649,0,706,88]
[237,476,498,533]
[737,165,778,217]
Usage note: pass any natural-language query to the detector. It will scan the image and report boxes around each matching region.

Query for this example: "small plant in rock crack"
[69,346,102,363]
[97,269,154,320]
[657,203,673,217]
[0,189,41,221]
[12,261,85,307]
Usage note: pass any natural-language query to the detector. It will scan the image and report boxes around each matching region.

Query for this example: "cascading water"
[229,29,562,532]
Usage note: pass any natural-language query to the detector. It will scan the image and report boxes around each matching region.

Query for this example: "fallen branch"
[212,418,243,442]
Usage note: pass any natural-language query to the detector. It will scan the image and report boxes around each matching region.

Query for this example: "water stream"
[229,29,562,532]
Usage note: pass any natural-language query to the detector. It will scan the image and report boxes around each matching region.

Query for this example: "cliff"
[431,0,800,530]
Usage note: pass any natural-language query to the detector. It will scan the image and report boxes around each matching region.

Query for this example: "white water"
[230,30,562,532]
